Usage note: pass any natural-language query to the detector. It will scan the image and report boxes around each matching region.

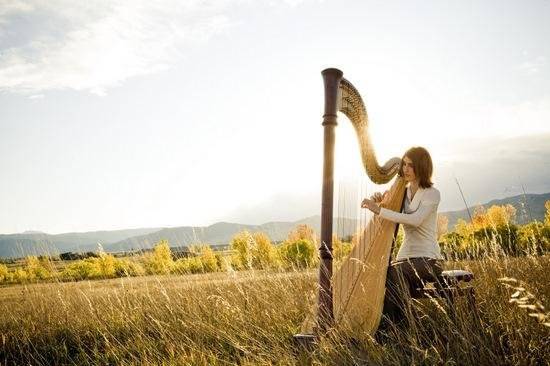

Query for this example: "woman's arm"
[363,188,440,227]
[378,203,437,227]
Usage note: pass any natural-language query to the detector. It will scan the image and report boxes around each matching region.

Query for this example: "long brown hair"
[398,146,433,188]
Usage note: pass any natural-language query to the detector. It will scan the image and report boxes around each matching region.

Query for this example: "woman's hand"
[361,198,381,215]
[370,190,388,203]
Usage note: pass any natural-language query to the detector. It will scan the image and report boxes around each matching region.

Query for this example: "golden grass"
[1,256,549,365]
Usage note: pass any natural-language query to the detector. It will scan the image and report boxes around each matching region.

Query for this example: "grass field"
[1,255,549,365]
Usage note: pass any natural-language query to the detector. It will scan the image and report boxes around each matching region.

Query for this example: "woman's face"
[402,156,417,183]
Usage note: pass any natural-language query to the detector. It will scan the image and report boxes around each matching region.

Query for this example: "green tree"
[440,232,465,260]
[278,239,316,269]
[24,256,51,280]
[95,253,117,278]
[455,218,474,238]
[190,244,219,273]
[171,244,219,275]
[12,268,28,283]
[518,221,550,255]
[230,231,255,269]
[173,257,202,274]
[0,264,10,283]
[114,258,145,277]
[62,259,101,280]
[143,240,174,275]
[287,224,318,246]
[472,224,520,256]
[332,234,351,262]
[251,232,276,269]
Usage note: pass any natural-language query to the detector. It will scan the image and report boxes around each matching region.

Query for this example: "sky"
[1,0,549,234]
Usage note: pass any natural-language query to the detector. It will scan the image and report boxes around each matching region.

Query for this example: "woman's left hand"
[361,198,381,214]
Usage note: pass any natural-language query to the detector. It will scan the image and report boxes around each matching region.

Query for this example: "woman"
[361,146,443,327]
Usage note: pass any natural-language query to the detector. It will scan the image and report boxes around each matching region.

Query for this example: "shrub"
[142,240,174,275]
[472,224,520,256]
[60,252,79,261]
[332,235,352,262]
[114,258,145,277]
[216,253,233,272]
[61,254,128,281]
[198,246,219,272]
[230,231,255,270]
[486,204,516,227]
[278,239,316,269]
[173,257,203,274]
[173,244,220,274]
[544,200,550,226]
[0,264,10,283]
[62,259,102,281]
[287,224,318,246]
[12,268,29,283]
[455,218,474,238]
[251,232,277,269]
[440,232,465,260]
[60,252,100,261]
[449,205,526,258]
[517,221,550,255]
[24,256,52,281]
[230,231,277,270]
[95,254,117,278]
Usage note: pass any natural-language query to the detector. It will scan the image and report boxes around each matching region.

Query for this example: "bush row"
[0,225,343,284]
[436,202,550,260]
[3,202,549,285]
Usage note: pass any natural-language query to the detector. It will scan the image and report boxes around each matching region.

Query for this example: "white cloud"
[423,94,550,146]
[519,56,546,75]
[475,95,550,137]
[0,1,34,23]
[0,0,238,95]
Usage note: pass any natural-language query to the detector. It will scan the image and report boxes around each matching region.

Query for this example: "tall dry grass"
[0,255,549,365]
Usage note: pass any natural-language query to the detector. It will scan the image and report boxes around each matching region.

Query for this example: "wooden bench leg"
[293,333,317,352]
[445,290,458,322]
[466,287,476,308]
[466,287,482,326]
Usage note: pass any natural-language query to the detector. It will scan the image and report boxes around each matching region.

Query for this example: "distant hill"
[1,192,548,258]
[109,192,549,251]
[104,216,359,252]
[441,192,550,229]
[0,228,161,258]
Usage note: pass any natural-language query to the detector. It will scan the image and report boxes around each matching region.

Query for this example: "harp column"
[317,68,343,332]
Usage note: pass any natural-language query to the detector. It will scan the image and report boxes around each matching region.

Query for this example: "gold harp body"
[302,69,406,336]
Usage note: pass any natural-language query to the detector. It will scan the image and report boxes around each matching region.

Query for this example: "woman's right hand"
[370,191,388,203]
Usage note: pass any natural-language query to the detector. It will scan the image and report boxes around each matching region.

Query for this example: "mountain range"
[1,192,549,258]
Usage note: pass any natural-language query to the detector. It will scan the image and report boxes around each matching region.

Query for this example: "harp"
[299,68,407,339]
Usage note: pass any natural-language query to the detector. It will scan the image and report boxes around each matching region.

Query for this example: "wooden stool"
[293,333,317,351]
[411,269,477,325]
[413,270,476,311]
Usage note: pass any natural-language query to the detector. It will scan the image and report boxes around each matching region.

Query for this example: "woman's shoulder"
[422,186,441,204]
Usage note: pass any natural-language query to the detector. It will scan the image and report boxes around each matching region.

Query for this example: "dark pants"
[381,257,443,328]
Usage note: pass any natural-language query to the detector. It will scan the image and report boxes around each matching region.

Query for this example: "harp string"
[319,155,402,333]
[335,173,377,304]
[301,69,406,335]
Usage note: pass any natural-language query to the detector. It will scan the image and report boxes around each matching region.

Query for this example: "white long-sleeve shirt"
[377,185,442,261]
